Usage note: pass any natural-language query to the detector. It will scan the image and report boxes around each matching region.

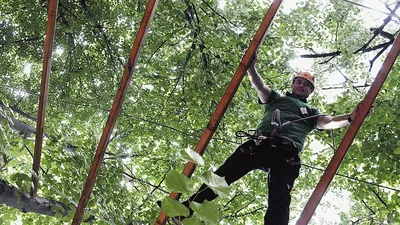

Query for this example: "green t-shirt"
[256,90,321,152]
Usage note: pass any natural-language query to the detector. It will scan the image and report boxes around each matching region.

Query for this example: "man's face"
[291,77,313,98]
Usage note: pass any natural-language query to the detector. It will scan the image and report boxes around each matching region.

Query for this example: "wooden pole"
[154,0,284,224]
[296,33,400,225]
[71,0,159,224]
[30,0,59,198]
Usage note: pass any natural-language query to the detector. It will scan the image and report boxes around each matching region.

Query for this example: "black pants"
[185,137,301,225]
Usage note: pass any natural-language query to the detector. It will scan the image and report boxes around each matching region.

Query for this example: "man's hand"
[349,102,361,121]
[249,51,257,69]
[317,101,374,130]
[242,48,257,69]
[349,101,374,121]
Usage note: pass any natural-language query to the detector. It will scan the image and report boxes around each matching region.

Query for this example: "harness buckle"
[286,157,300,165]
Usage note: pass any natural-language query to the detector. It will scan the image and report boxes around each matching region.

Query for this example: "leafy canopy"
[1,0,400,224]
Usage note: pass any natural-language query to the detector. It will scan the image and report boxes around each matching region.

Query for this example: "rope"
[235,126,400,193]
[235,130,260,139]
[301,163,400,192]
[342,0,400,19]
[282,114,325,126]
[331,129,336,153]
[234,131,400,192]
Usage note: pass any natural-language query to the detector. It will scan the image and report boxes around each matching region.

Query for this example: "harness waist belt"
[281,138,296,146]
[261,132,296,147]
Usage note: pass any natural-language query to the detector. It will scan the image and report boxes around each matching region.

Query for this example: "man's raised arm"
[247,53,272,103]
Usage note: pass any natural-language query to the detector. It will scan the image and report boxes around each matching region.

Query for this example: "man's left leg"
[264,154,301,225]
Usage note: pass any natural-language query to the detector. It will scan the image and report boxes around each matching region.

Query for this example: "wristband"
[347,115,352,123]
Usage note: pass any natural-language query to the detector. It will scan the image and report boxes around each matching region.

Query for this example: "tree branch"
[0,179,69,217]
[300,4,399,69]
[300,51,342,58]
[10,35,45,44]
[353,1,400,54]
[122,167,169,194]
[0,114,36,137]
[0,100,36,121]
[368,186,388,207]
[201,0,240,28]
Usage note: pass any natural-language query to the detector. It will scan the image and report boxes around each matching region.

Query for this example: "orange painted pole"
[30,0,59,198]
[296,34,400,225]
[154,0,283,224]
[71,0,159,224]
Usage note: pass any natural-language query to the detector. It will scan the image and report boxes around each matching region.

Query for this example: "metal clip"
[241,147,256,155]
[286,157,300,165]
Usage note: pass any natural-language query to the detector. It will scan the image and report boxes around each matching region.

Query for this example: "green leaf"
[9,213,17,221]
[198,171,231,198]
[190,201,219,224]
[180,148,205,166]
[62,214,72,222]
[68,203,76,210]
[182,217,202,225]
[55,212,63,219]
[14,189,21,204]
[1,117,8,127]
[10,173,17,182]
[23,138,32,145]
[394,147,400,155]
[161,196,190,217]
[50,204,58,212]
[165,170,194,193]
[83,213,91,220]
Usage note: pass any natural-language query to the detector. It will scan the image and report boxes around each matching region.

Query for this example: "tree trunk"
[0,179,69,217]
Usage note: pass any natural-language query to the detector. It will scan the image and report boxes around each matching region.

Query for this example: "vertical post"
[30,0,59,198]
[71,0,159,224]
[154,0,284,224]
[296,33,400,225]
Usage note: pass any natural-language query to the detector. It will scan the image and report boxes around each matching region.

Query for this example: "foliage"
[161,197,190,218]
[198,171,230,198]
[165,170,194,194]
[1,0,400,224]
[190,201,220,224]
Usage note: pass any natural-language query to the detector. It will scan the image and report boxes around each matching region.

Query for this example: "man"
[177,53,361,224]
